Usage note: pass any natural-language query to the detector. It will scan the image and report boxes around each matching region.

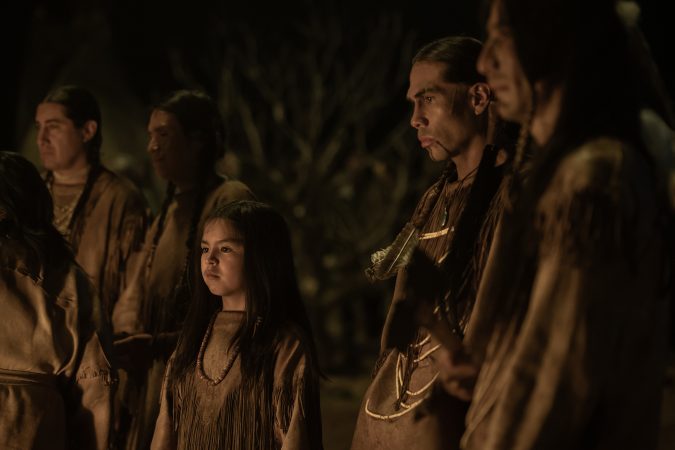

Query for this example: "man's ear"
[468,82,492,116]
[81,120,98,143]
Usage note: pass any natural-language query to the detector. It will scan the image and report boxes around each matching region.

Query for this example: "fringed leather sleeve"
[464,138,667,450]
[273,331,324,450]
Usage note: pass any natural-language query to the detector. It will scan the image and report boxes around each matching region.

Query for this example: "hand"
[113,333,153,372]
[436,347,479,402]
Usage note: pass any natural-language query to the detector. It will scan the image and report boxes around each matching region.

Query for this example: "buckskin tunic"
[150,311,323,450]
[463,137,670,450]
[47,166,149,319]
[0,259,114,450]
[352,148,506,450]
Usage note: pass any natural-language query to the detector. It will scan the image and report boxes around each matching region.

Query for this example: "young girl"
[151,200,323,450]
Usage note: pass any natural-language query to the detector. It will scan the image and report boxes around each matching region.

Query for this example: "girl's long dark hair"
[170,200,320,382]
[0,152,73,294]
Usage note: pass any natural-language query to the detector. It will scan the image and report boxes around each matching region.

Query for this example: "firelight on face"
[200,219,246,301]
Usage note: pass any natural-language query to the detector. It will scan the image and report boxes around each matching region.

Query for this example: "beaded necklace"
[46,176,85,237]
[196,312,240,386]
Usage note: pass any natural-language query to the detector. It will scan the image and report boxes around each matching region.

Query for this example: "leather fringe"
[172,369,303,449]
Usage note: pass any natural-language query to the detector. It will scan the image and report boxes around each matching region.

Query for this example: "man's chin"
[151,164,171,181]
[40,160,58,172]
[427,147,451,162]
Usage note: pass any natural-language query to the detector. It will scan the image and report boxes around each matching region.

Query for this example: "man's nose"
[477,41,497,76]
[147,136,159,154]
[37,126,48,144]
[410,106,427,129]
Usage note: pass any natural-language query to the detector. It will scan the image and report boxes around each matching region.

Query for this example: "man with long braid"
[112,90,254,450]
[35,85,149,321]
[350,37,514,450]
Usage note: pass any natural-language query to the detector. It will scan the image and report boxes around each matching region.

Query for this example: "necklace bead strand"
[196,313,240,386]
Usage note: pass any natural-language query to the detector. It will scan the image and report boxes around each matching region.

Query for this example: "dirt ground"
[320,374,371,450]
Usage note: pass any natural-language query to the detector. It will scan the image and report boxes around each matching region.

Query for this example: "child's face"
[200,219,246,301]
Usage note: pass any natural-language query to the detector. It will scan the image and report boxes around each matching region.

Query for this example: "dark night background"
[1,1,673,447]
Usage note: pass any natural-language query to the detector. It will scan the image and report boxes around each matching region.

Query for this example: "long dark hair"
[142,90,228,333]
[42,85,104,251]
[171,200,320,382]
[482,0,668,330]
[411,37,516,302]
[0,152,73,293]
[507,0,647,152]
